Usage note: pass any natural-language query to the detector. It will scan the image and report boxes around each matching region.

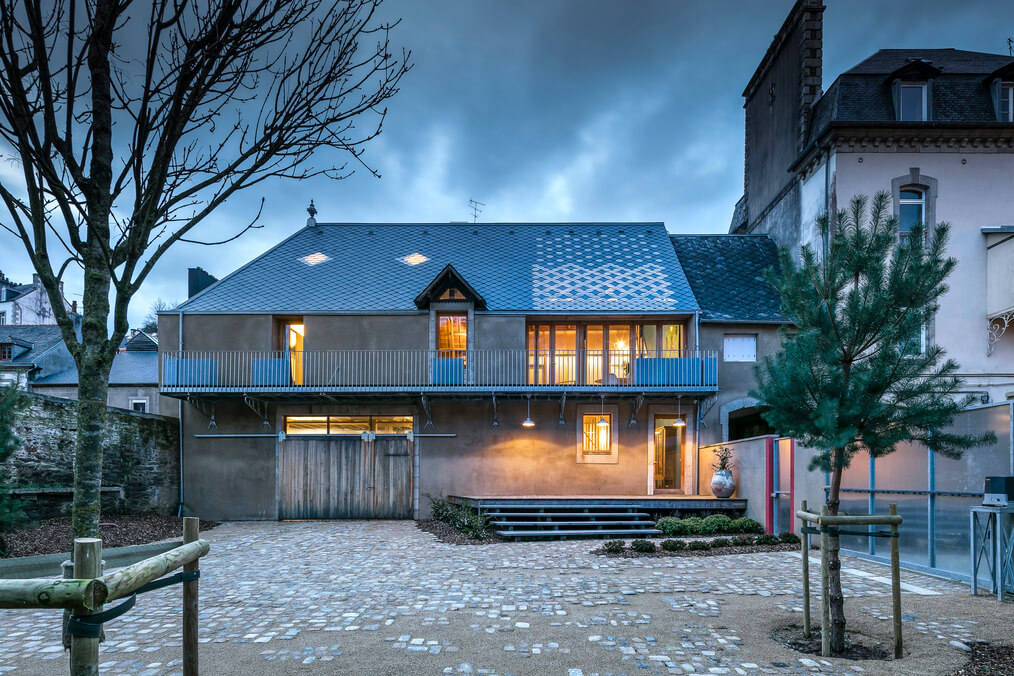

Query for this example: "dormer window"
[1001,83,1014,122]
[899,83,927,121]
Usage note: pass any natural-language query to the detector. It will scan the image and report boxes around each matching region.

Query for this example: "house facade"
[159,219,787,522]
[0,271,76,326]
[732,0,1014,403]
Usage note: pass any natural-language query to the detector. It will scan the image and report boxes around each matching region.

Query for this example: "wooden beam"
[100,540,209,603]
[0,578,104,610]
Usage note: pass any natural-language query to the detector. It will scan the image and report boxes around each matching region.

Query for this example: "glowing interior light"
[401,252,429,266]
[300,252,330,265]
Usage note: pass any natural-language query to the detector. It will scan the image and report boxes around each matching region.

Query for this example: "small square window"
[130,400,147,413]
[723,335,757,362]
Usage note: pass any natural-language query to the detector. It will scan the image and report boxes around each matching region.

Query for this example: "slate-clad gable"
[179,223,700,314]
[669,235,786,323]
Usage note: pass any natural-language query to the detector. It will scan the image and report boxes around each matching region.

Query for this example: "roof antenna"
[306,199,317,227]
[1009,37,1013,56]
[468,198,485,223]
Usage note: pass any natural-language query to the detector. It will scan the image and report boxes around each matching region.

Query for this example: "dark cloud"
[2,0,1013,325]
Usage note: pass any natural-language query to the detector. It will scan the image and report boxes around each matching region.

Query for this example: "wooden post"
[183,517,200,676]
[889,503,903,659]
[819,505,830,658]
[70,538,102,676]
[800,500,811,637]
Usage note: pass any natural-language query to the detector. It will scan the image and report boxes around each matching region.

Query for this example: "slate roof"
[0,283,34,303]
[0,325,68,366]
[805,48,1014,145]
[33,351,158,386]
[669,235,787,323]
[178,223,700,314]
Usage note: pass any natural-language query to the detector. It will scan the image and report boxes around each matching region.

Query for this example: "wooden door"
[278,436,412,519]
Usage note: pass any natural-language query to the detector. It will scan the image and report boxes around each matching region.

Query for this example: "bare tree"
[141,297,178,334]
[0,0,411,540]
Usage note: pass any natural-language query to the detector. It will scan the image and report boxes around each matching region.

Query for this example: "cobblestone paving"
[0,521,981,675]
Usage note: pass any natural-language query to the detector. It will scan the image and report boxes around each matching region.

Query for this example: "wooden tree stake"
[889,503,903,659]
[70,538,102,676]
[820,506,830,658]
[800,500,811,637]
[183,517,200,676]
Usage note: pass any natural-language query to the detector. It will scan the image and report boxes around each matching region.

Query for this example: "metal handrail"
[159,348,719,391]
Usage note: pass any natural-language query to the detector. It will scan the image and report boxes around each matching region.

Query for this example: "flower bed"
[594,532,801,557]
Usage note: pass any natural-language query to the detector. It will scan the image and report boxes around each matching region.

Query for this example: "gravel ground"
[0,514,219,558]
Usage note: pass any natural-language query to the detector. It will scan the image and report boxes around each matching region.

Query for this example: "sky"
[2,0,1014,328]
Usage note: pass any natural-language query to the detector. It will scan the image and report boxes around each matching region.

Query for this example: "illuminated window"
[438,314,467,353]
[582,414,611,454]
[282,322,304,386]
[439,287,465,300]
[300,252,330,265]
[401,252,429,266]
[284,415,414,435]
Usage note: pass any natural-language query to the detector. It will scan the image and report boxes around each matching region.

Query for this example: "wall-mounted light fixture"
[597,395,609,427]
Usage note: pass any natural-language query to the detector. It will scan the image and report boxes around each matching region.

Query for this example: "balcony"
[160,349,719,395]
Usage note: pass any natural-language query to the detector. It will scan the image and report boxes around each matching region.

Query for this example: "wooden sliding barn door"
[278,436,412,519]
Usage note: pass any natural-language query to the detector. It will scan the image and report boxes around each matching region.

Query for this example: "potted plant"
[710,446,736,498]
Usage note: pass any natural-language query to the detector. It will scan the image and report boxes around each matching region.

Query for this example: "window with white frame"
[723,335,757,362]
[0,311,5,325]
[130,399,148,413]
[1001,83,1014,122]
[899,188,924,242]
[899,83,927,121]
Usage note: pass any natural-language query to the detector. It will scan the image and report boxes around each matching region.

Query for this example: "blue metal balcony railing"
[159,349,719,394]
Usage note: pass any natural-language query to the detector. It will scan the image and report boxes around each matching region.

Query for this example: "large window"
[285,415,413,435]
[899,83,927,121]
[528,322,684,386]
[281,322,304,385]
[1001,83,1014,122]
[899,188,924,242]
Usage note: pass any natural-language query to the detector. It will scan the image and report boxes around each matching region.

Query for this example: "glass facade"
[285,415,413,435]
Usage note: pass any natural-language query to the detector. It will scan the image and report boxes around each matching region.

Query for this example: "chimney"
[71,300,77,313]
[798,0,824,150]
[188,267,218,298]
[306,199,317,228]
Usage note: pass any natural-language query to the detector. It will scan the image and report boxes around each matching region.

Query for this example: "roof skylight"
[300,252,330,266]
[400,252,429,266]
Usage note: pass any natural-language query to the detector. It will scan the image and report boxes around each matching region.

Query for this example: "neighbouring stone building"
[0,271,76,326]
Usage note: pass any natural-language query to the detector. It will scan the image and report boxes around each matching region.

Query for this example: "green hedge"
[426,495,492,540]
[655,515,764,536]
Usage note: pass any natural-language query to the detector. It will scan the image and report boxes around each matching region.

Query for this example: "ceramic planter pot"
[711,469,736,498]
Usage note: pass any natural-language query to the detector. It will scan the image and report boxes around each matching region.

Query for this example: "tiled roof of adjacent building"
[177,223,700,314]
[0,325,68,366]
[33,351,158,386]
[805,48,1014,145]
[669,235,787,323]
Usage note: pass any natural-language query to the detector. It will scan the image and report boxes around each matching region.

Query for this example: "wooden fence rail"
[0,517,209,676]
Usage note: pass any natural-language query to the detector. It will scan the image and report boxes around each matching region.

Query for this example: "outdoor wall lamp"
[522,394,535,428]
[597,395,609,427]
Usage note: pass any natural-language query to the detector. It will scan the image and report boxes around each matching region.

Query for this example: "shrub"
[703,514,733,532]
[687,539,711,551]
[682,517,718,536]
[710,537,731,548]
[426,494,491,540]
[661,538,686,552]
[712,445,735,472]
[755,533,780,545]
[731,535,756,546]
[778,532,801,544]
[656,516,692,536]
[631,539,656,553]
[730,517,764,534]
[603,540,626,554]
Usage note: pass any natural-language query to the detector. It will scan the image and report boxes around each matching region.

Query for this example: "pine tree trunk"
[826,450,846,654]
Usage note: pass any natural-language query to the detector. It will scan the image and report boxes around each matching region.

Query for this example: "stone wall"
[3,393,179,517]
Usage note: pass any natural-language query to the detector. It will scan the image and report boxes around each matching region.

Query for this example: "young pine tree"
[752,191,993,654]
